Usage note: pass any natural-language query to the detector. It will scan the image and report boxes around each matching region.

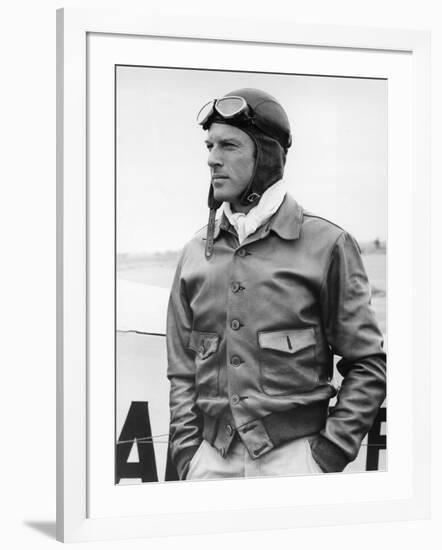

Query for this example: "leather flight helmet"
[200,88,292,259]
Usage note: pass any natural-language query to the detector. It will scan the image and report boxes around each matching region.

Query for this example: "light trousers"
[186,435,323,480]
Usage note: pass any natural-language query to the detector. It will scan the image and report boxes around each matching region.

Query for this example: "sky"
[116,66,387,254]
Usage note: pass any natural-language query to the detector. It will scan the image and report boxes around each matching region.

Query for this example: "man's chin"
[213,190,232,204]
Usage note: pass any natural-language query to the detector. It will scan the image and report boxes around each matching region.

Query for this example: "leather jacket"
[167,194,386,478]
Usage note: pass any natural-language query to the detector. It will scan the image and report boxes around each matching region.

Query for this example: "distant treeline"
[359,239,387,254]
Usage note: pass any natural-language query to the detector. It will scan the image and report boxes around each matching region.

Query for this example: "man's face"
[205,123,256,209]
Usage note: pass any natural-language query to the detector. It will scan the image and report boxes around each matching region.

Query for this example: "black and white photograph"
[115,66,387,485]
[2,0,434,545]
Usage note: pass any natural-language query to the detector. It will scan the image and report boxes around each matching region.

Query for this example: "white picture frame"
[56,7,431,543]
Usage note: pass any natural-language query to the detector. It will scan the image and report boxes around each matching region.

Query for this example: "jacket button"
[231,394,240,405]
[231,319,241,330]
[219,447,226,457]
[237,248,247,257]
[230,356,242,367]
[231,282,240,293]
[225,424,233,435]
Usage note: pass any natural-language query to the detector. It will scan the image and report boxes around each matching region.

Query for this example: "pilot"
[166,88,386,480]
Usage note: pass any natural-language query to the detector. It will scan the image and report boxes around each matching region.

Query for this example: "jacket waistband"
[202,402,329,459]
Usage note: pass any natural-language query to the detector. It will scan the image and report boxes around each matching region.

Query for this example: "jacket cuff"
[309,434,350,473]
[175,445,200,480]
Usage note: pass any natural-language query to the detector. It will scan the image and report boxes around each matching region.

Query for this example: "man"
[166,88,386,480]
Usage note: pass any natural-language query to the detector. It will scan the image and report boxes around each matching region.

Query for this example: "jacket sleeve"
[166,249,203,479]
[310,231,387,472]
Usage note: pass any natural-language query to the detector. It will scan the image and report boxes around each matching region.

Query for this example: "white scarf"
[223,179,287,244]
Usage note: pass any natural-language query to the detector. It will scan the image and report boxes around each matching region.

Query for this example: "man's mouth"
[212,175,229,183]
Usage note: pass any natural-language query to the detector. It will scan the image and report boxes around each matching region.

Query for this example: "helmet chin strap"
[244,192,261,204]
[205,208,218,260]
[205,186,222,260]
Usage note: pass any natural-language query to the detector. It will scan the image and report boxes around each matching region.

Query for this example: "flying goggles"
[197,96,255,128]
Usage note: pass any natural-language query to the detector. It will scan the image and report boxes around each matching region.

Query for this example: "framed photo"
[56,7,430,543]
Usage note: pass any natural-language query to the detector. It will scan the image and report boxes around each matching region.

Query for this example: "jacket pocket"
[188,331,220,397]
[258,327,318,395]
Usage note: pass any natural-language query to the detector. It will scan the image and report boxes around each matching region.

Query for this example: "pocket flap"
[188,331,220,359]
[258,328,315,354]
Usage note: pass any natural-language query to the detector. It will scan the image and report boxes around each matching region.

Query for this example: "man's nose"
[208,147,223,167]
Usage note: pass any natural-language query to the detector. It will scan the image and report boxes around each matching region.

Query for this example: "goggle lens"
[196,100,216,126]
[215,97,247,118]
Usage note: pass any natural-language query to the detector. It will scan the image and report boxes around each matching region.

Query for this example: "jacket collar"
[268,193,303,240]
[212,212,230,240]
[212,193,303,241]
[213,193,303,244]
